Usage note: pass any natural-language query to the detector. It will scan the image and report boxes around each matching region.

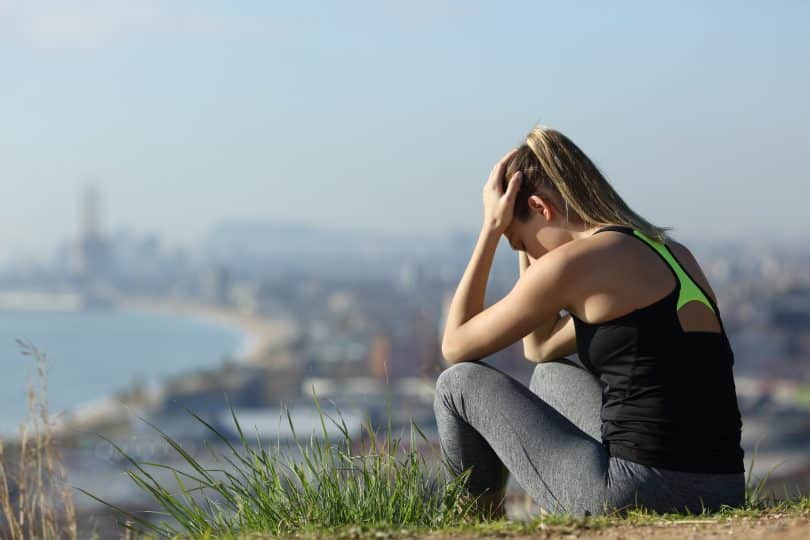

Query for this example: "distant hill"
[203,220,479,277]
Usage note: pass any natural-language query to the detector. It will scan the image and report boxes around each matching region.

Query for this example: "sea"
[0,308,243,437]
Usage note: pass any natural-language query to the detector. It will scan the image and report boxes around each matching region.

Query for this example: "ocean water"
[0,308,243,437]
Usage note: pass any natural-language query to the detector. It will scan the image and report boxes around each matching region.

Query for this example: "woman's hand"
[482,149,522,234]
[518,250,531,274]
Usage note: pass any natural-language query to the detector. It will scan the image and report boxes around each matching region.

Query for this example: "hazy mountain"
[203,220,477,278]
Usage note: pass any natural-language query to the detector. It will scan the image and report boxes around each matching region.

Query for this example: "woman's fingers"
[504,171,522,202]
[482,149,521,234]
[496,171,522,231]
[487,148,519,190]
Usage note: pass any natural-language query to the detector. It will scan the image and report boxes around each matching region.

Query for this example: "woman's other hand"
[482,149,522,234]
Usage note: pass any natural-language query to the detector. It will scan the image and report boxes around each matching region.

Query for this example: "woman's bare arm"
[534,312,577,362]
[519,251,554,360]
[441,241,575,364]
[519,251,577,362]
[440,148,579,365]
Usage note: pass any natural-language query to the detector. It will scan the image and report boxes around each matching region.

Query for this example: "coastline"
[0,291,299,364]
[0,293,300,440]
[119,296,299,364]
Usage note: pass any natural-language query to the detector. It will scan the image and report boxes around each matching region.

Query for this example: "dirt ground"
[412,490,810,540]
[589,516,810,540]
[421,515,810,540]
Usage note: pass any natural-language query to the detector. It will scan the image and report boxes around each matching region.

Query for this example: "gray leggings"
[433,357,745,516]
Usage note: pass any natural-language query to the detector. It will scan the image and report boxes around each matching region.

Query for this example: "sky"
[1,1,809,265]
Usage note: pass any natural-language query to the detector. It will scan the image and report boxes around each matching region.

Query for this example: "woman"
[434,125,745,519]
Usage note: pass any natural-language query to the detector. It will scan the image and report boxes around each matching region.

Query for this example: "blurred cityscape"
[1,185,809,534]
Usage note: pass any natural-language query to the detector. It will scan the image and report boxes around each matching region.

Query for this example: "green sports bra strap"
[632,230,716,314]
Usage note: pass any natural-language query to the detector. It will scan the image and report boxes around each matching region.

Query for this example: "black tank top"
[571,225,744,473]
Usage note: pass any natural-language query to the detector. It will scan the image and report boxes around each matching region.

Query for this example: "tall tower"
[73,183,109,278]
[82,184,100,241]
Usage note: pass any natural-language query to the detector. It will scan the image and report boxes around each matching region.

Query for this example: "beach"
[119,296,300,364]
[0,294,300,439]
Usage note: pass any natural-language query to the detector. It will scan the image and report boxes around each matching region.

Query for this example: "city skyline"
[2,1,809,265]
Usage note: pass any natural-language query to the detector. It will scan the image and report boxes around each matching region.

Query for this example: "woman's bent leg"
[528,358,746,514]
[528,356,603,441]
[433,360,611,516]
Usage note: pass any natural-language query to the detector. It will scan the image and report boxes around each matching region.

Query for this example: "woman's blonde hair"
[504,125,671,242]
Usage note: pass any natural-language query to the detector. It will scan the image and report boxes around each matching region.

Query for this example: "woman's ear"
[528,195,553,223]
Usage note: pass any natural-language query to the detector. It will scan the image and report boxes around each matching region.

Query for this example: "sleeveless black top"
[570,225,744,473]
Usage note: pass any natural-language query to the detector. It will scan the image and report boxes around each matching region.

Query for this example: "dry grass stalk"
[0,339,77,540]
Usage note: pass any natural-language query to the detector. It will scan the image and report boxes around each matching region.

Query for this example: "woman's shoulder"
[558,225,636,265]
[663,237,719,305]
[553,228,681,284]
[576,229,719,307]
[536,231,625,290]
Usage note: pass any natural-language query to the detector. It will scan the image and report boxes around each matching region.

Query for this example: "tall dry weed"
[0,339,77,540]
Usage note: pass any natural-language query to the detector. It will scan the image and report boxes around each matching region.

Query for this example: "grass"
[82,388,810,540]
[79,390,483,539]
[2,339,808,539]
[0,339,77,540]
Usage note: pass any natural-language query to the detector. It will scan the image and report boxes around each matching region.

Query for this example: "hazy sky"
[1,1,808,265]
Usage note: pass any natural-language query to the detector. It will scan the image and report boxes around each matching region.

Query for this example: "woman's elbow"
[523,343,545,364]
[524,352,547,363]
[441,339,460,365]
[522,342,548,363]
[523,351,541,363]
[441,333,469,365]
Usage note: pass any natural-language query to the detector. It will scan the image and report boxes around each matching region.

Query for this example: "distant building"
[412,309,441,378]
[396,261,424,292]
[72,184,111,279]
[202,266,231,306]
[327,290,354,314]
[230,280,261,315]
[369,333,391,381]
[216,405,366,442]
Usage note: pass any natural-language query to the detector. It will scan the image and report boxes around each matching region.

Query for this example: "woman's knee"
[434,360,486,397]
[529,356,578,395]
[434,360,504,418]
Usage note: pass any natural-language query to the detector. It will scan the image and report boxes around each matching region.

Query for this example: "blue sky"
[1,1,808,264]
